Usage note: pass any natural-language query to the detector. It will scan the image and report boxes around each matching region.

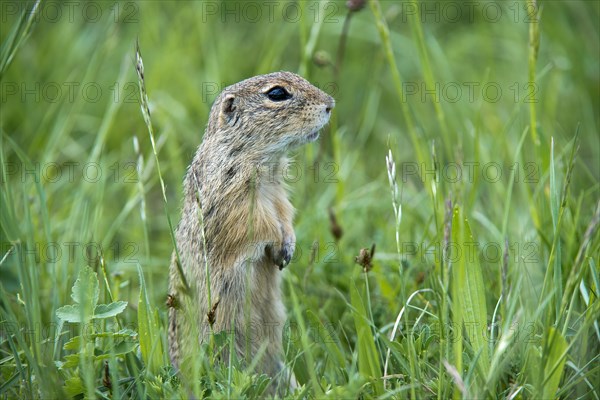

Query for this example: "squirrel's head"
[205,71,335,157]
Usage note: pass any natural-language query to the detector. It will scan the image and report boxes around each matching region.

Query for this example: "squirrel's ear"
[220,94,238,126]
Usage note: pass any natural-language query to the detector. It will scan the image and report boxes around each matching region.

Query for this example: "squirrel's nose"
[325,97,335,113]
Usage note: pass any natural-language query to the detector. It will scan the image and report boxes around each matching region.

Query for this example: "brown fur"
[168,71,334,393]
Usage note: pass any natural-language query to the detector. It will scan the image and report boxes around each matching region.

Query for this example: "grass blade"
[134,40,189,293]
[350,278,383,396]
[451,205,489,390]
[137,264,165,375]
[0,0,40,80]
[541,327,568,399]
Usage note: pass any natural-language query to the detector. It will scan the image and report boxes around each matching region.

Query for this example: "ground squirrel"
[168,71,335,392]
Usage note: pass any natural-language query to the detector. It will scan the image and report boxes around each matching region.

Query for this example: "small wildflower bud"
[313,50,332,68]
[206,298,220,327]
[355,243,376,273]
[329,208,343,241]
[346,0,366,12]
[103,362,112,390]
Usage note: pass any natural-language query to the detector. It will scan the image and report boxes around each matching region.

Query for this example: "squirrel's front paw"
[278,238,295,270]
[266,237,295,270]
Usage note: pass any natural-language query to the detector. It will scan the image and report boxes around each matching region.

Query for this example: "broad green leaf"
[59,343,137,371]
[541,327,567,399]
[451,206,489,377]
[55,304,83,323]
[60,354,81,369]
[95,341,138,360]
[56,266,102,323]
[350,279,383,395]
[63,375,84,397]
[94,301,128,319]
[63,330,135,353]
[63,335,81,351]
[70,266,99,320]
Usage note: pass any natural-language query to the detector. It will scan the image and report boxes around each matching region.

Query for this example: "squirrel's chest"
[252,180,293,232]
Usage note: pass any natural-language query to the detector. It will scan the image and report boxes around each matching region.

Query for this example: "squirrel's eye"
[266,86,292,101]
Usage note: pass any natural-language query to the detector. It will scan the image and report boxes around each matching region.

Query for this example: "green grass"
[1,0,599,398]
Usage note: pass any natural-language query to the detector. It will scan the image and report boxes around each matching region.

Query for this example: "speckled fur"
[168,72,334,392]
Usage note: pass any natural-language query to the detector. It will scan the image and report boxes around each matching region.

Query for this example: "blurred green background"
[1,0,598,398]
